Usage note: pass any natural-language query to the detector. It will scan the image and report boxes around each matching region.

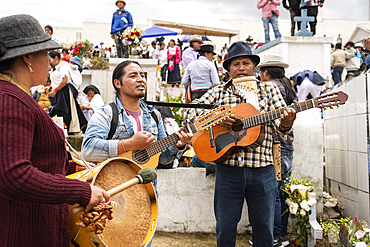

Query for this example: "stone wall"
[323,73,370,220]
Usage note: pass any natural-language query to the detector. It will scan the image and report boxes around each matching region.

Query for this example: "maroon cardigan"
[0,80,91,246]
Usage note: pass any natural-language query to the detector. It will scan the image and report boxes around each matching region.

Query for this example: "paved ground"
[152,232,252,247]
[151,231,331,246]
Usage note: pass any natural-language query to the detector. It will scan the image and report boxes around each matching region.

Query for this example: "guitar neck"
[240,99,316,129]
[146,124,198,157]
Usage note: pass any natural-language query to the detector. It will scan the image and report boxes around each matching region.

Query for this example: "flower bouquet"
[320,216,370,246]
[282,176,317,246]
[119,26,142,48]
[70,40,94,59]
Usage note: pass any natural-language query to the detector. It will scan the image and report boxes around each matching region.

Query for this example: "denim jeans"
[275,148,293,237]
[191,154,207,167]
[262,13,281,43]
[332,66,344,85]
[215,164,277,246]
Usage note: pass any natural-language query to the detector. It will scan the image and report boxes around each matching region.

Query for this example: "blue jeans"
[332,66,344,85]
[274,148,293,237]
[191,154,207,167]
[262,13,281,43]
[215,164,277,246]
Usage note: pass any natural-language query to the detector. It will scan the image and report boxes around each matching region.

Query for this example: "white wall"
[323,73,370,220]
[254,36,333,86]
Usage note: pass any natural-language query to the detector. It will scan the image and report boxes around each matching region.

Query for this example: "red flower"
[78,43,82,47]
[76,47,80,50]
[135,31,140,36]
[131,32,134,35]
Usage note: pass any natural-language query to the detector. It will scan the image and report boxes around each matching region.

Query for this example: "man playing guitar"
[81,60,192,164]
[184,42,296,246]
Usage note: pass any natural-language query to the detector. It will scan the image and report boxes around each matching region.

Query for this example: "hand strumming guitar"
[279,107,296,130]
[119,131,155,155]
[218,114,237,128]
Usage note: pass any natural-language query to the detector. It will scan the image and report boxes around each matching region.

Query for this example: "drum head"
[91,158,156,247]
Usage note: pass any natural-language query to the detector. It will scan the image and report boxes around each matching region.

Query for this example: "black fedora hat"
[0,14,62,63]
[222,41,260,71]
[83,85,101,95]
[198,44,216,55]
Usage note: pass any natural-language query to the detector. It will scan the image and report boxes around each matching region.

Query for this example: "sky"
[0,0,369,28]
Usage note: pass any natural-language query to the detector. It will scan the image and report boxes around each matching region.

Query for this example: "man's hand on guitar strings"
[125,131,155,151]
[218,114,237,128]
[175,130,193,148]
[280,107,296,129]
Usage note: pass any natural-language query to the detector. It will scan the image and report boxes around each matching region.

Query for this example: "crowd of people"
[331,40,368,86]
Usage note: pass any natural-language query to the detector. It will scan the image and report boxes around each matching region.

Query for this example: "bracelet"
[121,140,127,153]
[54,88,59,92]
[280,123,291,129]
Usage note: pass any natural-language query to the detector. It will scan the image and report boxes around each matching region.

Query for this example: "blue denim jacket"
[82,96,184,163]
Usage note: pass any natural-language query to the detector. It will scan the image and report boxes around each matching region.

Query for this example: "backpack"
[107,102,159,140]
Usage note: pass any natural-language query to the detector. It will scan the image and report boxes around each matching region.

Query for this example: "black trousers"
[290,9,301,36]
[306,7,318,35]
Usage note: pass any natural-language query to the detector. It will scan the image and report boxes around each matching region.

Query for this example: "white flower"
[300,208,306,216]
[355,242,367,247]
[289,202,299,214]
[355,230,366,239]
[307,198,317,206]
[285,198,293,207]
[300,200,310,211]
[290,185,310,199]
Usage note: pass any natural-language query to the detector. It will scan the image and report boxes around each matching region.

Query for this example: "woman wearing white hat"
[257,54,296,247]
[355,42,367,72]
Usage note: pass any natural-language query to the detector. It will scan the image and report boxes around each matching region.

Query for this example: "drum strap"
[107,102,159,140]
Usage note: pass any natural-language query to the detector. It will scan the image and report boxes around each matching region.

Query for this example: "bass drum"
[68,157,157,247]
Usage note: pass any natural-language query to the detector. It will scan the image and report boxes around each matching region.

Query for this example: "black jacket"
[283,0,324,14]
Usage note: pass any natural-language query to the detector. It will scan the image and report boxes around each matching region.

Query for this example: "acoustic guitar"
[192,91,348,164]
[119,105,237,168]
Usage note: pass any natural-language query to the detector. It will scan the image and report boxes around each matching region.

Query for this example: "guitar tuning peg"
[336,106,339,109]
[329,106,334,109]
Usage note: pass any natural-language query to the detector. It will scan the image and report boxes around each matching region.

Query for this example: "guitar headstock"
[195,105,236,131]
[314,91,348,109]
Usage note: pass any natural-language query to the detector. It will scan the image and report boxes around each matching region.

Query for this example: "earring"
[28,63,34,73]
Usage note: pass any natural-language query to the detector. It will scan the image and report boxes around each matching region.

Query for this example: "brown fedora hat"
[0,14,61,63]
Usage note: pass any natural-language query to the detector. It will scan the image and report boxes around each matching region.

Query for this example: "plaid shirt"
[184,79,290,168]
[272,79,294,151]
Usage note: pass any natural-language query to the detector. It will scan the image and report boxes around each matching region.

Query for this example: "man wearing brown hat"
[184,41,296,246]
[182,35,203,71]
[110,0,133,58]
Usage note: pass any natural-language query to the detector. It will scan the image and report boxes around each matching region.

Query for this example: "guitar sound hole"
[231,120,243,132]
[133,150,149,164]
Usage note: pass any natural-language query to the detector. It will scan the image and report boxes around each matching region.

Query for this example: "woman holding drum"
[0,14,109,246]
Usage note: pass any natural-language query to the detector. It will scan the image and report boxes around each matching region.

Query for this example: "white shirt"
[149,45,159,59]
[158,49,168,67]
